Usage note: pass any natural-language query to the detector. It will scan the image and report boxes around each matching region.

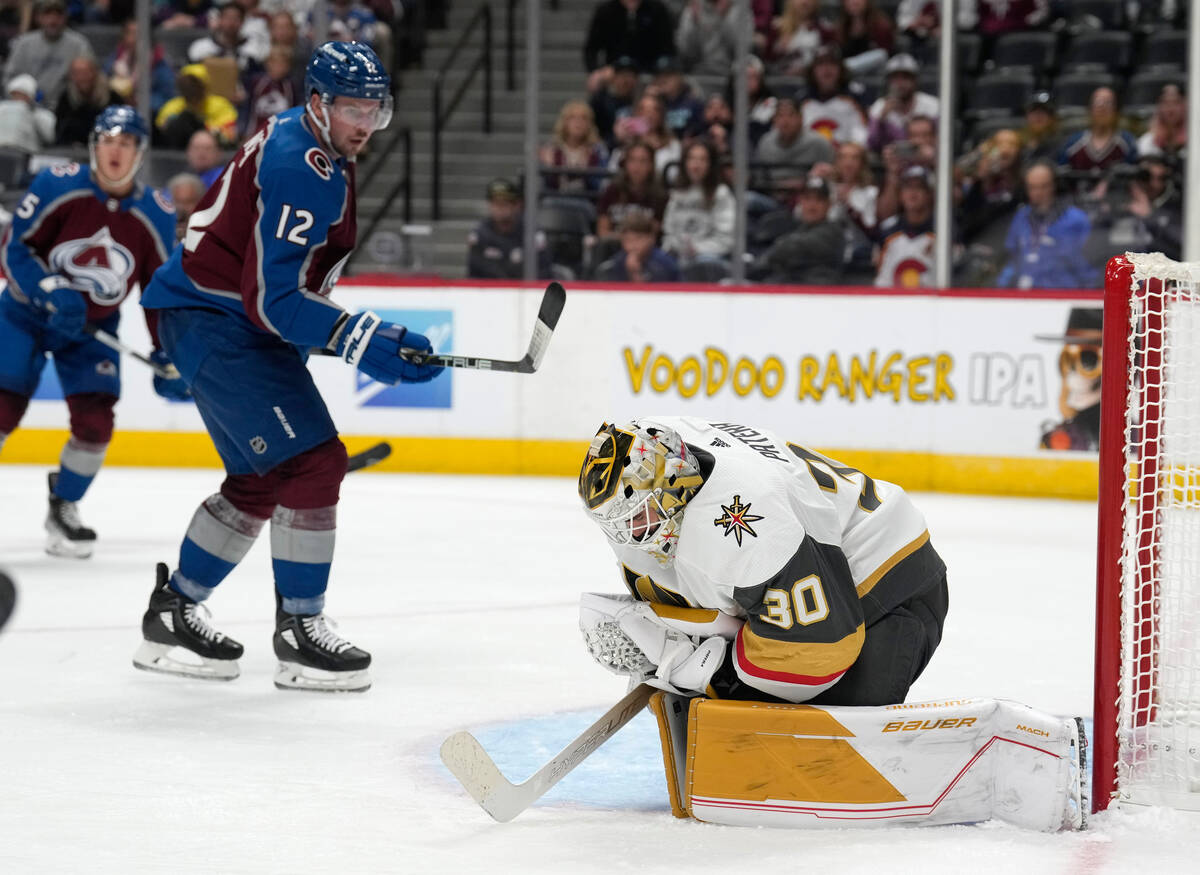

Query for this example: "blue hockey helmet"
[92,104,150,144]
[89,104,149,189]
[305,41,393,132]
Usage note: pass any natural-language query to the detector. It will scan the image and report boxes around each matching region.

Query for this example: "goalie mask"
[578,421,705,564]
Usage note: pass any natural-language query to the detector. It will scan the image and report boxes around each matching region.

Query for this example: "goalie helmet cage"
[1094,253,1200,813]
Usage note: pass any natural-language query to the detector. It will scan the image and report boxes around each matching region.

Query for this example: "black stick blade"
[347,441,392,473]
[0,572,15,633]
[524,282,567,372]
[538,282,566,331]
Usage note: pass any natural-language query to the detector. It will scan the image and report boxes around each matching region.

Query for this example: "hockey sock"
[173,494,267,602]
[271,506,336,615]
[55,393,116,501]
[52,438,107,502]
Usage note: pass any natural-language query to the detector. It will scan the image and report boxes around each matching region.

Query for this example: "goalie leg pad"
[683,697,1083,832]
[647,691,693,818]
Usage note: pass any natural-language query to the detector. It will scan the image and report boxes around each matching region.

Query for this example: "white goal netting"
[1113,252,1200,809]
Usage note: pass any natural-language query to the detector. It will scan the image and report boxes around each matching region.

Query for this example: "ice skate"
[273,597,371,692]
[133,563,242,681]
[44,472,96,559]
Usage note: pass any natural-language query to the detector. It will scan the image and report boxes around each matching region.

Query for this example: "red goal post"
[1094,253,1200,813]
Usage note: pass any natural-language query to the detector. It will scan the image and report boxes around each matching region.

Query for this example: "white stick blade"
[439,731,522,822]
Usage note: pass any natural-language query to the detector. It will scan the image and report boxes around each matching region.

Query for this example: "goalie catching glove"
[333,310,444,385]
[579,592,741,696]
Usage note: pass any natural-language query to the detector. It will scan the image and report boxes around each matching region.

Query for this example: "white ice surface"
[1,465,1198,873]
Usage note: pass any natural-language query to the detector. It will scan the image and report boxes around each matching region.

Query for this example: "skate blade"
[44,533,94,559]
[273,660,371,693]
[132,640,240,681]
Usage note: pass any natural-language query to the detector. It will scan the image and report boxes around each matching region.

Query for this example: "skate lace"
[302,614,353,654]
[56,499,83,530]
[183,602,224,642]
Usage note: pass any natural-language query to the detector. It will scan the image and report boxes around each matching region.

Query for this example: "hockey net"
[1094,253,1200,812]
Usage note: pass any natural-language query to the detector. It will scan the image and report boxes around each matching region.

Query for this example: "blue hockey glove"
[336,310,445,385]
[150,350,190,401]
[30,276,87,337]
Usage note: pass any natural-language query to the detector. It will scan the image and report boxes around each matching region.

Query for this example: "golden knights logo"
[714,495,763,546]
[48,227,134,305]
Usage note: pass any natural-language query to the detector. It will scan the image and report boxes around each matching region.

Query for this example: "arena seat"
[1064,0,1126,30]
[964,71,1035,121]
[1051,71,1119,115]
[989,32,1058,79]
[1137,30,1187,71]
[78,24,122,62]
[1061,31,1133,75]
[1123,69,1187,120]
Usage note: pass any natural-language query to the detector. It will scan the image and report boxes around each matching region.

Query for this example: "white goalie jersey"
[606,416,944,703]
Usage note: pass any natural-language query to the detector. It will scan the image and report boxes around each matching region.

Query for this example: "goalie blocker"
[647,693,1086,832]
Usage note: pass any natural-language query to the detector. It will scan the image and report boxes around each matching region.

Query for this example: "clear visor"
[93,129,142,148]
[592,489,666,549]
[329,95,394,131]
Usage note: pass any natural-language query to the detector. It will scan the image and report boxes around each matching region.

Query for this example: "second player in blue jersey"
[0,105,178,559]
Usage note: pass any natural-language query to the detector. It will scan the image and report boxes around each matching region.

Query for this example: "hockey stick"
[38,299,176,379]
[406,281,565,373]
[314,281,566,373]
[346,440,391,473]
[440,683,654,822]
[0,571,16,633]
[82,324,177,379]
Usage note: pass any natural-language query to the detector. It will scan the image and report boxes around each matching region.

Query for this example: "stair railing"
[432,2,493,220]
[350,125,413,273]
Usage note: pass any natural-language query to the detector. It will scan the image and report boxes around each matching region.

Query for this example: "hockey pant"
[0,305,122,501]
[807,573,948,706]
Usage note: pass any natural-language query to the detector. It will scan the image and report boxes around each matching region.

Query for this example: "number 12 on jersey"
[275,204,313,246]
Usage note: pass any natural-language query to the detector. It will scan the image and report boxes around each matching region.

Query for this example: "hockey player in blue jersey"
[132,41,443,693]
[0,105,181,558]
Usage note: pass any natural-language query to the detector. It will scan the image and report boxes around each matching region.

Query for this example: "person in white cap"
[0,74,56,151]
[867,53,939,152]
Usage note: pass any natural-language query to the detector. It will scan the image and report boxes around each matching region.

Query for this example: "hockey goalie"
[576,416,1085,831]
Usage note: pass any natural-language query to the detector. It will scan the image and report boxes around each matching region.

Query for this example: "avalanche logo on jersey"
[305,148,334,182]
[354,308,453,409]
[47,227,135,304]
[714,495,763,547]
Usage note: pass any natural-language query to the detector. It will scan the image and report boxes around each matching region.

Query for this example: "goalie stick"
[440,683,654,822]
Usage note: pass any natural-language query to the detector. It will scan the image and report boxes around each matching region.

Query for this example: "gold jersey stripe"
[649,604,721,624]
[739,623,864,681]
[855,530,931,600]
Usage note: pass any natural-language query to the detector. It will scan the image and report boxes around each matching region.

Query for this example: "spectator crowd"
[0,0,1179,289]
[0,0,427,226]
[470,0,1190,288]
